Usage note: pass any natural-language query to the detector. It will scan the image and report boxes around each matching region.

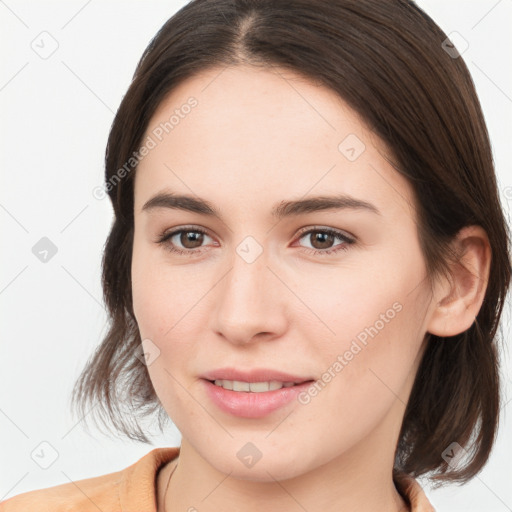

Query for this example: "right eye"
[156,226,216,256]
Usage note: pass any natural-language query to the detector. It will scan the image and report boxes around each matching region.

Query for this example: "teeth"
[233,380,250,392]
[213,379,296,392]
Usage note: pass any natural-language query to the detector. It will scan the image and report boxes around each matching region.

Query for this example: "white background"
[1,1,511,510]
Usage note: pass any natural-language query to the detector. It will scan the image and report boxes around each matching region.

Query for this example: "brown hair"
[71,0,511,486]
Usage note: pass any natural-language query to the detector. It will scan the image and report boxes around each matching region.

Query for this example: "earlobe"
[427,225,491,338]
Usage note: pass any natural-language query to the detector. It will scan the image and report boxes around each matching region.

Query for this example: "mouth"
[205,379,314,392]
[202,378,316,418]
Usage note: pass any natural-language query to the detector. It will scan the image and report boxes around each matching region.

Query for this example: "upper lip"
[202,367,315,384]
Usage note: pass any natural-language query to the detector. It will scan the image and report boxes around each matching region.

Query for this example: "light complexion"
[131,65,491,512]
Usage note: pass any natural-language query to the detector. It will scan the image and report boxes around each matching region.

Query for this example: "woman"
[2,0,510,511]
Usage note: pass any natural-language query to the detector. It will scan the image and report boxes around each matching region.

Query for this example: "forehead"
[134,65,415,222]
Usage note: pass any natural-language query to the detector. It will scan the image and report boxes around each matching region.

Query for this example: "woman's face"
[132,64,438,480]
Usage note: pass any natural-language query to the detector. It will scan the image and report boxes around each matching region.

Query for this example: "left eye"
[156,226,355,256]
[295,227,355,255]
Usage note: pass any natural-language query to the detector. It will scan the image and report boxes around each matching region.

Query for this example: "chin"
[213,453,306,482]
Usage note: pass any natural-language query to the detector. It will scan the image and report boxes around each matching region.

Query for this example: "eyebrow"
[141,191,381,219]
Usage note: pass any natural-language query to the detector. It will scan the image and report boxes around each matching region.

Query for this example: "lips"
[202,379,315,418]
[200,367,316,418]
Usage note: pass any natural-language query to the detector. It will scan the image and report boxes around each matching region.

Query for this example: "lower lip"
[202,379,314,418]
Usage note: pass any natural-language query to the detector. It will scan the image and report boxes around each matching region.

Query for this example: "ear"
[427,225,491,337]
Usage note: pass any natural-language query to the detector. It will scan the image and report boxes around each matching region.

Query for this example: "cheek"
[131,241,203,339]
[300,256,426,392]
[131,262,167,340]
[298,261,404,345]
[131,253,201,417]
[298,296,422,449]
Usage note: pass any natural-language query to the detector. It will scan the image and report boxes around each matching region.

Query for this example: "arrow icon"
[441,441,466,469]
[338,134,365,161]
[236,441,263,467]
[32,236,58,262]
[236,236,263,263]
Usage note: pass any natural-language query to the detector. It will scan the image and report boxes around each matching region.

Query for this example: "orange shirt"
[0,447,435,511]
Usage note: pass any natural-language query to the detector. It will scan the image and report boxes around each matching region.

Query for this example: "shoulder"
[0,447,180,512]
[0,469,123,512]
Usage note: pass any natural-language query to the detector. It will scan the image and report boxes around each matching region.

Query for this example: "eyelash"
[156,225,355,258]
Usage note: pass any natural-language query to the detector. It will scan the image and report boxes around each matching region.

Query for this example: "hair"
[71,0,511,487]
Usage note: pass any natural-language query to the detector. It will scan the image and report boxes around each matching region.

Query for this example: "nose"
[210,244,288,346]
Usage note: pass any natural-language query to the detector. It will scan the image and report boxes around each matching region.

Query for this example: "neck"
[161,401,410,512]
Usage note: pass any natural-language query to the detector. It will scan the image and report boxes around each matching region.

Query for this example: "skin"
[131,64,491,512]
